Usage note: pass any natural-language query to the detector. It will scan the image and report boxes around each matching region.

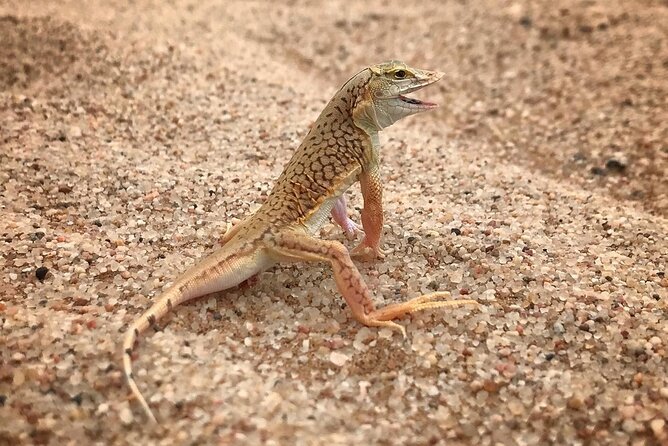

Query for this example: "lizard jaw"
[396,70,444,110]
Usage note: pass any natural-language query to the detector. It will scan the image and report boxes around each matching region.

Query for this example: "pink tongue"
[400,95,436,107]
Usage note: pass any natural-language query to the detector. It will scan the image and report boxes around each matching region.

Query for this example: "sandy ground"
[1,1,667,445]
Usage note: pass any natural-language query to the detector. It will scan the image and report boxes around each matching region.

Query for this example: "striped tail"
[122,285,183,423]
[121,238,269,423]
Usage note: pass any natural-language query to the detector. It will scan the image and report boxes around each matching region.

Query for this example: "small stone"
[69,125,83,139]
[605,159,626,173]
[35,267,49,282]
[13,370,25,387]
[519,16,532,28]
[450,270,463,284]
[567,395,584,410]
[619,405,635,419]
[659,387,668,399]
[119,405,134,425]
[650,419,666,440]
[483,380,500,393]
[621,419,639,433]
[39,415,57,430]
[329,351,349,367]
[96,403,109,415]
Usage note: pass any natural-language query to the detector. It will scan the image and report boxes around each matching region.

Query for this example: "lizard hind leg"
[266,230,478,338]
[331,195,363,240]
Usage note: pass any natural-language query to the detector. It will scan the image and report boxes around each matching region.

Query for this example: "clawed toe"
[350,244,388,261]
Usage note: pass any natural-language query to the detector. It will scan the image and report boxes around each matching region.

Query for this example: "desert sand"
[1,1,667,445]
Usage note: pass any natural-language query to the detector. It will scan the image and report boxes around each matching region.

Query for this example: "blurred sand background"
[1,1,667,445]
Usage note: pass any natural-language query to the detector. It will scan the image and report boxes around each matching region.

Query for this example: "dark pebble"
[30,231,45,241]
[519,16,532,28]
[545,352,555,360]
[0,395,5,406]
[451,228,462,236]
[35,266,49,282]
[71,393,83,405]
[605,159,626,173]
[573,152,587,162]
[590,166,606,176]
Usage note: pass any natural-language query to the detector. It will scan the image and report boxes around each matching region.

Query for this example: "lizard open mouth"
[396,73,442,109]
[398,94,437,108]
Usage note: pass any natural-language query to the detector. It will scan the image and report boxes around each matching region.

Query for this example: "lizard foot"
[364,293,480,338]
[341,219,364,241]
[350,242,389,262]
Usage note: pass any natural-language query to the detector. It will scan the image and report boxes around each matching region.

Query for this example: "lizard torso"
[257,69,375,231]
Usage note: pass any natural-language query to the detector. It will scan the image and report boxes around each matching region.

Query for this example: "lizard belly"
[302,173,358,235]
[303,196,337,234]
[183,250,275,299]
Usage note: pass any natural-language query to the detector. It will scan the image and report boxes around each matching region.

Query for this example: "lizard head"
[352,60,444,132]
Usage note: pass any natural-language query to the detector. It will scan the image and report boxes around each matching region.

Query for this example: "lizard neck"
[367,130,381,151]
[363,130,381,167]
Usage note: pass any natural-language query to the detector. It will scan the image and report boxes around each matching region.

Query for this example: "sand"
[1,1,667,445]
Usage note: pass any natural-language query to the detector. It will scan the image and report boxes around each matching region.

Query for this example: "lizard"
[122,60,479,423]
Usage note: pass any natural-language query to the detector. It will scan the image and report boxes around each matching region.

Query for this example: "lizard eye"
[394,70,406,79]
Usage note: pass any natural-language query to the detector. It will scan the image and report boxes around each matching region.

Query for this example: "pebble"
[35,266,49,281]
[329,351,349,367]
[12,370,25,387]
[96,403,109,415]
[660,388,668,399]
[68,126,83,139]
[119,405,134,425]
[650,419,666,440]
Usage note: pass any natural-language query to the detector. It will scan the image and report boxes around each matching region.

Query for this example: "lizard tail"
[122,285,183,423]
[121,240,266,423]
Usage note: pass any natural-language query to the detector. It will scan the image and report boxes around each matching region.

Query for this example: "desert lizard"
[122,60,478,422]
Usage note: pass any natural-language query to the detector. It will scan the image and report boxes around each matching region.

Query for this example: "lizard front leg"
[267,230,478,336]
[331,195,363,240]
[350,165,388,261]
